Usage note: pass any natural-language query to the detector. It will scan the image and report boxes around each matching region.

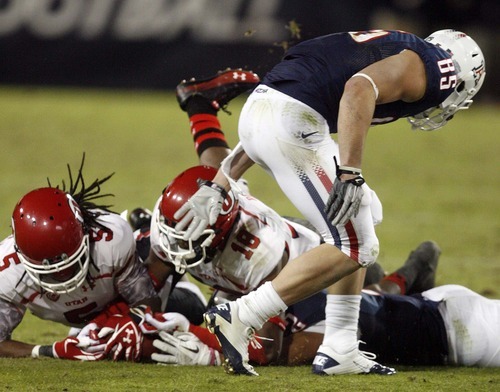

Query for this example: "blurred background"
[0,0,498,100]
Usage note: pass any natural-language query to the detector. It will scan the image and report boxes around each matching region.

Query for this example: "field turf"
[0,86,498,391]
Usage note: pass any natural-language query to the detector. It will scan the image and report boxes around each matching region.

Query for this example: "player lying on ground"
[151,239,499,368]
[0,155,162,361]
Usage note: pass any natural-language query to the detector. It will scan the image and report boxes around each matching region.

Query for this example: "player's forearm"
[0,339,36,358]
[337,78,375,170]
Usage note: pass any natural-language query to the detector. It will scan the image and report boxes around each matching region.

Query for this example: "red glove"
[73,301,132,354]
[98,314,143,362]
[91,300,131,326]
[76,304,161,362]
[32,337,104,361]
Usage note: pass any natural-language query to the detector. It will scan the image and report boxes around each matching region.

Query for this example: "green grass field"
[1,86,499,391]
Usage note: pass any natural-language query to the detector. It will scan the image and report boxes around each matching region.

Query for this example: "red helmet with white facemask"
[157,166,239,273]
[12,187,90,294]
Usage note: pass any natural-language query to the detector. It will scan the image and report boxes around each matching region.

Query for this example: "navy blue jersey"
[262,30,455,132]
[285,291,327,335]
[285,290,448,366]
[359,292,448,365]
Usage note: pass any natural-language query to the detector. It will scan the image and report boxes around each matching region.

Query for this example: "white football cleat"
[204,302,259,376]
[312,344,396,375]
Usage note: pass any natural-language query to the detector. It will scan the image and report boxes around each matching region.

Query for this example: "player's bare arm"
[363,50,427,104]
[0,300,33,357]
[145,251,176,289]
[0,339,36,358]
[337,50,427,173]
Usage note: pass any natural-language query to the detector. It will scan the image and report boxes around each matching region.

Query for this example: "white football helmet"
[408,29,486,131]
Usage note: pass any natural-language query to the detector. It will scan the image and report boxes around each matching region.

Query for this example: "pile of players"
[1,29,498,374]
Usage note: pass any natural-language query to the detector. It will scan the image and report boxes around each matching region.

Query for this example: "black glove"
[325,157,365,225]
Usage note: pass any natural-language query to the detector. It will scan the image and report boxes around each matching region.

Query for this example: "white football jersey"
[0,211,154,341]
[150,193,321,295]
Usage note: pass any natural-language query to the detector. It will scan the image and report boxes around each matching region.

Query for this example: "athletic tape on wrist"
[333,156,362,176]
[31,345,41,358]
[338,165,362,175]
[32,344,54,358]
[200,180,228,199]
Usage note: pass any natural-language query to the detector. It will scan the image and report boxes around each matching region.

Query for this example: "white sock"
[236,281,287,330]
[322,294,361,354]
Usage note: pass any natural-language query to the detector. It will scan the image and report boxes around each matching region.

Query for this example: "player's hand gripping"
[174,179,227,241]
[144,312,190,333]
[325,157,365,225]
[31,337,104,361]
[97,313,144,362]
[74,301,136,355]
[151,331,221,366]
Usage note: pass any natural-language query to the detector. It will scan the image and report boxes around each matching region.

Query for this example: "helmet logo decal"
[66,194,84,225]
[220,191,236,216]
[473,62,485,87]
[45,292,60,302]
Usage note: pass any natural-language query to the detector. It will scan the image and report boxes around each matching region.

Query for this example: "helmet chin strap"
[201,236,213,248]
[174,256,188,274]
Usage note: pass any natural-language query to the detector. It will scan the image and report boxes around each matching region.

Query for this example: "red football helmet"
[156,166,239,273]
[12,187,90,294]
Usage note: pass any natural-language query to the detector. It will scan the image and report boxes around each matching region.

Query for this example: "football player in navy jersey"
[172,29,486,376]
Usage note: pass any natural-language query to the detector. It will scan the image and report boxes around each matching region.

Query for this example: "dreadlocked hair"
[47,153,116,233]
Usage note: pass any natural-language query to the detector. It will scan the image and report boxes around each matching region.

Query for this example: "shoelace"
[358,340,377,360]
[250,334,274,350]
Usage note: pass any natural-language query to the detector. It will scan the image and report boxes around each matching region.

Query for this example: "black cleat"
[364,262,385,287]
[176,68,260,112]
[405,241,441,295]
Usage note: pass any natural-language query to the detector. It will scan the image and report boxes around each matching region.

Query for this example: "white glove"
[144,312,190,333]
[173,181,226,241]
[75,322,106,353]
[151,331,221,366]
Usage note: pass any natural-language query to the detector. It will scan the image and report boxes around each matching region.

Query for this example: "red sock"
[189,114,229,157]
[381,273,407,295]
[248,339,268,365]
[189,324,221,350]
